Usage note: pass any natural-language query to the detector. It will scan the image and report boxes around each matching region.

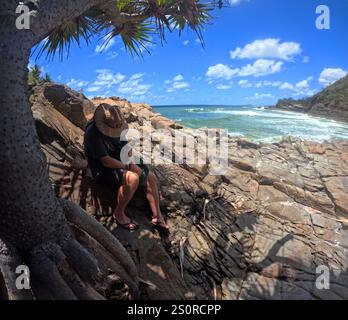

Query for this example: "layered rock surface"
[31,83,348,300]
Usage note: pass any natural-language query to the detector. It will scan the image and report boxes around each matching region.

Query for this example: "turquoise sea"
[153,105,348,142]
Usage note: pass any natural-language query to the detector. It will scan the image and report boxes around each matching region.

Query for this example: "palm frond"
[110,22,155,57]
[34,0,224,60]
[34,16,97,61]
[42,73,52,83]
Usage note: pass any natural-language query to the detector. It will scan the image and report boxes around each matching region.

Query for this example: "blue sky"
[31,0,348,106]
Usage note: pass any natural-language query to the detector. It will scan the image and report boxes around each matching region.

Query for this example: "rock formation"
[31,82,348,300]
[274,75,348,122]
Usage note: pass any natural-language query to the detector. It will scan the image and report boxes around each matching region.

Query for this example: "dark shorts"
[96,168,125,190]
[95,165,150,190]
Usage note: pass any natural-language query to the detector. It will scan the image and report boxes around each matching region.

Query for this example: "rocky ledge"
[31,82,348,300]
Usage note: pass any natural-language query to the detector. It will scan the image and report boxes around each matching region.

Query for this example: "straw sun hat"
[94,103,128,138]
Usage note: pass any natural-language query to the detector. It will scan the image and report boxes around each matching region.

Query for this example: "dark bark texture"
[0,0,138,300]
[0,1,71,251]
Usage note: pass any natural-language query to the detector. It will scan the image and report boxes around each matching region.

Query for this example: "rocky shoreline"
[31,82,348,300]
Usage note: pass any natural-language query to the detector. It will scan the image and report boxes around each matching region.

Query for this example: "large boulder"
[32,83,96,130]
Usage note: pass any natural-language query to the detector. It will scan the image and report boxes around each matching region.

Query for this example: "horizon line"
[152,103,263,107]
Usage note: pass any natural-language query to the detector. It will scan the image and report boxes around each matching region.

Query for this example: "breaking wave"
[155,105,348,142]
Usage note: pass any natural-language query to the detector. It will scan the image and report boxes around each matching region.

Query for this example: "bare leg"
[114,171,139,227]
[127,165,169,230]
[146,172,169,230]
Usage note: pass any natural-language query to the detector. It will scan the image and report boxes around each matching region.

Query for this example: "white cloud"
[93,69,125,88]
[295,80,310,90]
[86,86,101,93]
[172,82,189,90]
[216,84,232,90]
[95,37,116,53]
[238,59,283,77]
[256,80,282,88]
[183,40,190,46]
[230,38,302,61]
[195,38,202,44]
[227,0,248,5]
[247,93,274,100]
[206,59,283,80]
[130,73,146,81]
[280,82,294,91]
[272,81,282,87]
[173,74,184,82]
[302,56,310,63]
[319,68,347,86]
[85,69,126,95]
[238,79,252,88]
[206,64,239,80]
[279,76,315,96]
[166,75,190,92]
[67,78,89,89]
[118,73,151,97]
[106,51,119,60]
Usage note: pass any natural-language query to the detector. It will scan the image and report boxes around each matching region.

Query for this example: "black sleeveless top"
[84,122,127,178]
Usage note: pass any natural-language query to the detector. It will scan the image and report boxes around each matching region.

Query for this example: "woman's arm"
[100,155,128,170]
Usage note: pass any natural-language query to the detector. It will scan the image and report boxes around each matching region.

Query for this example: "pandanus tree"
[28,64,52,84]
[28,64,42,84]
[0,0,225,300]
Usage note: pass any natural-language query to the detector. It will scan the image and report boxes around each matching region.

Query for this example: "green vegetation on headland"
[28,64,52,85]
[275,75,348,122]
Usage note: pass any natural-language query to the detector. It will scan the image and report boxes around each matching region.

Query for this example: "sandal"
[116,219,139,232]
[151,218,170,233]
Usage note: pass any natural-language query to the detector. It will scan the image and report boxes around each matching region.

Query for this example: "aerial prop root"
[0,239,34,300]
[60,199,139,297]
[28,240,105,300]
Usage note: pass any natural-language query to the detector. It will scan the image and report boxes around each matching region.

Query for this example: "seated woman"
[84,103,169,232]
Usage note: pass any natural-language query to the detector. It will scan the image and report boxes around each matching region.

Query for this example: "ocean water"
[153,105,348,142]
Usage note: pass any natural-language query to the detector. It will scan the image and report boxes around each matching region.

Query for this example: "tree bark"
[0,2,72,252]
[0,1,138,299]
[0,239,34,300]
[13,0,110,43]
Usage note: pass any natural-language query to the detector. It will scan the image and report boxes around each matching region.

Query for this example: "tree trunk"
[0,2,71,252]
[0,0,138,299]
